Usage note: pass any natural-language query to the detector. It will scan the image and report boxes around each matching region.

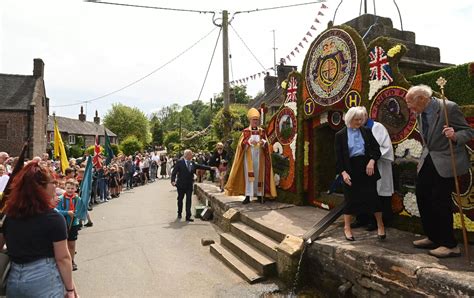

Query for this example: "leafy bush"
[409,63,474,106]
[163,131,180,150]
[68,145,85,158]
[211,105,249,141]
[120,136,143,156]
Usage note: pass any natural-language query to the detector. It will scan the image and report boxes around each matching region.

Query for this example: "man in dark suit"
[406,85,473,258]
[171,149,216,222]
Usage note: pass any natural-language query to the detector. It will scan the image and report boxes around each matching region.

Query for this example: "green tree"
[213,85,252,110]
[120,135,143,156]
[150,114,164,145]
[163,131,180,150]
[211,105,249,141]
[103,103,150,145]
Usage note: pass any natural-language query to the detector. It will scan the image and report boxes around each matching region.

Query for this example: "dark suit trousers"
[177,187,193,219]
[416,155,456,248]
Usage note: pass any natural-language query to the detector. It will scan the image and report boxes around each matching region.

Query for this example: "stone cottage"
[0,59,49,158]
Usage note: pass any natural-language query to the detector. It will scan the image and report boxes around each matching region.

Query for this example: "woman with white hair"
[334,106,385,241]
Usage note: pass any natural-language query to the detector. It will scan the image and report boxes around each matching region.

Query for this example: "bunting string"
[230,2,328,86]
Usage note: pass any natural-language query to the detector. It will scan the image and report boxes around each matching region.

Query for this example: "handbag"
[0,214,10,296]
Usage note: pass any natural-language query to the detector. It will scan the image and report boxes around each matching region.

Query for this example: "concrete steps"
[240,213,286,243]
[230,222,279,260]
[210,221,280,283]
[220,233,276,276]
[210,243,264,284]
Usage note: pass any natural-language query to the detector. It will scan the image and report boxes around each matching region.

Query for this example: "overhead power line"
[235,0,326,14]
[196,28,222,101]
[51,27,217,108]
[230,24,266,71]
[84,0,215,14]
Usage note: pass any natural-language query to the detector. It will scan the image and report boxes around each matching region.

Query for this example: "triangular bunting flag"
[291,51,295,56]
[286,55,291,61]
[303,37,308,43]
[306,31,313,37]
[295,47,300,53]
[299,42,304,48]
[318,11,324,16]
[258,73,261,78]
[321,3,328,9]
[315,18,320,23]
[311,25,317,30]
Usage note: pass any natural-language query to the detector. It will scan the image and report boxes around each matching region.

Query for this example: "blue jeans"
[7,257,65,298]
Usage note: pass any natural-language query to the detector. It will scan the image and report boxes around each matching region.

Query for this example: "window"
[68,135,76,145]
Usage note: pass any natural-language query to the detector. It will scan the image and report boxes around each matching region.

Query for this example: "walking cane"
[436,77,471,263]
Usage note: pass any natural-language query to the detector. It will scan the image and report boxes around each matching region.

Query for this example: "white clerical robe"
[243,134,264,197]
[371,121,394,197]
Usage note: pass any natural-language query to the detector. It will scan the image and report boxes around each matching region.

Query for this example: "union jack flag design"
[369,46,393,82]
[286,76,298,102]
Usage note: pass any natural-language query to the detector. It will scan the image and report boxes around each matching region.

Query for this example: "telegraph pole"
[222,10,230,112]
[272,30,277,75]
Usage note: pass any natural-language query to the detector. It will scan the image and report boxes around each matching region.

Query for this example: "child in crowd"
[65,167,75,180]
[57,179,81,271]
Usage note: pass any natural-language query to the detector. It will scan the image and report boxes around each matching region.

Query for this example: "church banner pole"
[436,76,470,263]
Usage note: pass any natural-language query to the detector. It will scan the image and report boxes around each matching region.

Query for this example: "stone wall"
[0,111,29,156]
[302,235,474,297]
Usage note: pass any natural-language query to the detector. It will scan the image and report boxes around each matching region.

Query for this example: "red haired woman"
[0,162,78,297]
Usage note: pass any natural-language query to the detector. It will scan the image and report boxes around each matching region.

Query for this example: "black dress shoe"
[242,196,250,204]
[257,196,265,204]
[177,214,182,219]
[378,234,386,240]
[344,230,355,241]
[186,218,194,222]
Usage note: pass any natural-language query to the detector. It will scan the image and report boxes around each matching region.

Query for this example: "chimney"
[79,106,86,122]
[93,110,100,125]
[277,62,296,85]
[264,72,278,94]
[33,58,45,78]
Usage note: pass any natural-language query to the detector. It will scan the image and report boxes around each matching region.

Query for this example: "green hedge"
[409,63,474,106]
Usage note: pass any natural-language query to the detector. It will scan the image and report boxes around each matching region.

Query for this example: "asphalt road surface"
[74,179,279,297]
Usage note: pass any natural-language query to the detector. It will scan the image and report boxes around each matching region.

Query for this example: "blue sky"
[1,0,473,120]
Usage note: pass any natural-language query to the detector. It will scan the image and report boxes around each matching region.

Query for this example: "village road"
[74,179,278,297]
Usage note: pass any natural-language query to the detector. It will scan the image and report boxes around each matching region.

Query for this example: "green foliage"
[150,115,164,146]
[272,153,289,178]
[120,136,143,156]
[103,103,150,145]
[163,131,180,150]
[67,145,85,158]
[156,104,195,132]
[211,105,249,141]
[110,143,121,156]
[213,85,252,110]
[409,63,474,106]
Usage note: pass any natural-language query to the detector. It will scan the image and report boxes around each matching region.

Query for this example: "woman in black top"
[335,107,385,241]
[0,162,77,297]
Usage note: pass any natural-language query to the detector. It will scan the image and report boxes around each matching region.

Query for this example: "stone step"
[240,213,286,243]
[220,233,277,277]
[230,222,279,260]
[210,243,264,284]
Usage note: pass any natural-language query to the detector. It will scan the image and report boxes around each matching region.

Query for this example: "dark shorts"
[68,225,80,241]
